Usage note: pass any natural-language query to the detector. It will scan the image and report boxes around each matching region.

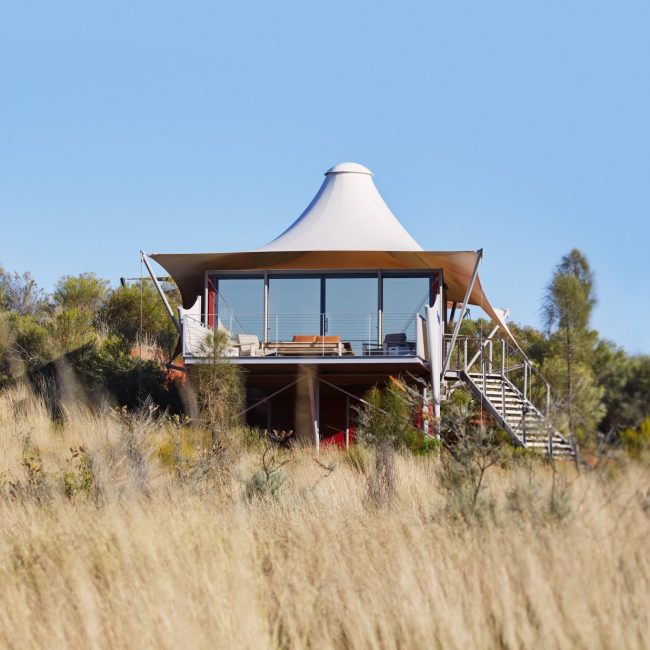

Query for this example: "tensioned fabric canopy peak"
[150,163,508,329]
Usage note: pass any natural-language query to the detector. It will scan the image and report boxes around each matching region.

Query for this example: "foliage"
[48,273,110,353]
[0,266,183,413]
[100,281,180,358]
[620,418,650,459]
[355,383,423,452]
[191,330,244,443]
[53,272,110,313]
[0,267,48,317]
[244,438,291,501]
[63,446,96,501]
[542,249,603,451]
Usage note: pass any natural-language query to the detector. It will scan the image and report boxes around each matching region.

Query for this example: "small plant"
[3,438,50,502]
[312,456,335,491]
[22,442,48,500]
[244,435,292,502]
[63,446,96,501]
[439,398,504,521]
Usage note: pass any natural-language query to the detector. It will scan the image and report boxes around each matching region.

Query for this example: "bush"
[356,383,427,453]
[190,330,244,442]
[620,418,650,459]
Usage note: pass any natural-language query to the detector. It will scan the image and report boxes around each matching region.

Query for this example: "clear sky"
[1,1,648,353]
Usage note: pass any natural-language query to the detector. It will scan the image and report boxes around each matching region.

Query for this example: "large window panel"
[268,277,321,342]
[215,276,264,340]
[325,276,378,353]
[382,275,432,343]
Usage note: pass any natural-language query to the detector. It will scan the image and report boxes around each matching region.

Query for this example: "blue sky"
[1,1,648,353]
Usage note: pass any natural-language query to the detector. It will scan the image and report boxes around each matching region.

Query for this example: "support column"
[263,271,269,343]
[345,396,350,449]
[426,292,442,426]
[377,271,383,346]
[422,386,429,438]
[308,369,320,452]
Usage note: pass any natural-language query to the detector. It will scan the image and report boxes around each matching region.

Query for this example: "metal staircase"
[444,333,575,460]
[463,371,574,459]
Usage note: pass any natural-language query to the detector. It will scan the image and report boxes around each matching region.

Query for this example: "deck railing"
[181,312,426,358]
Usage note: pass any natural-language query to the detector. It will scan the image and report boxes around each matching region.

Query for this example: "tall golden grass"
[0,383,648,649]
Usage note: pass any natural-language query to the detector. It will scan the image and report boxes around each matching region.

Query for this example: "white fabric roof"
[258,162,423,252]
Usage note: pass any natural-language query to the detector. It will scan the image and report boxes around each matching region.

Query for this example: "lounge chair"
[383,332,414,355]
[235,333,262,356]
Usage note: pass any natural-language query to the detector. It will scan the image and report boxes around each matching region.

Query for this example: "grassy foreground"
[0,385,649,649]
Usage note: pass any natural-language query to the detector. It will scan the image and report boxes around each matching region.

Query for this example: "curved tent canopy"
[258,162,422,252]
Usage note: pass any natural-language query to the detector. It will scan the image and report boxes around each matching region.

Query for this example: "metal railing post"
[501,339,506,375]
[523,362,528,403]
[482,353,487,402]
[463,337,468,372]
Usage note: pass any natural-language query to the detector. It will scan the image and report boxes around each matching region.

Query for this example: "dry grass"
[0,384,649,649]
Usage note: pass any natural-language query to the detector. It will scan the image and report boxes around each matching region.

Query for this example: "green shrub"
[245,469,287,501]
[620,418,650,459]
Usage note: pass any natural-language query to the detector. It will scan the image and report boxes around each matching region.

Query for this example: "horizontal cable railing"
[182,312,424,358]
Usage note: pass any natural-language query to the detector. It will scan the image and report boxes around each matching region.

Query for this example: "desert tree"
[100,280,181,359]
[192,330,244,445]
[543,249,604,461]
[0,266,48,317]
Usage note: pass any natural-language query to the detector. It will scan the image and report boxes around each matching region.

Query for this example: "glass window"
[382,275,431,344]
[215,276,264,340]
[325,276,378,353]
[268,277,321,342]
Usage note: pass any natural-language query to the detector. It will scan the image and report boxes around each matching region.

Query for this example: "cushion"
[236,334,260,346]
[384,333,407,346]
[315,336,341,344]
[292,335,318,343]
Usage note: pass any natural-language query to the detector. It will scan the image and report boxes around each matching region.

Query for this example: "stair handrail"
[444,329,554,424]
[455,330,553,423]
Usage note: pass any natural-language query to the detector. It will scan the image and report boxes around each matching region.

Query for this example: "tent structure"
[144,162,574,458]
